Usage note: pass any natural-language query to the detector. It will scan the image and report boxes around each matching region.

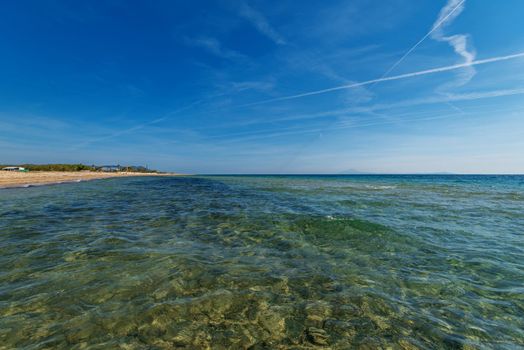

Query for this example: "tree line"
[1,164,156,172]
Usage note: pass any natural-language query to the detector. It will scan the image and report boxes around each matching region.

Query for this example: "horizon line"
[193,173,524,176]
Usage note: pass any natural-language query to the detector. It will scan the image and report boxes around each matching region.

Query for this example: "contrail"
[277,0,467,172]
[73,100,202,149]
[380,0,466,79]
[241,52,524,107]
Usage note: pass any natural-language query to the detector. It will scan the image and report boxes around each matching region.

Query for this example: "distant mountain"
[338,169,373,175]
[422,172,457,175]
[337,170,458,175]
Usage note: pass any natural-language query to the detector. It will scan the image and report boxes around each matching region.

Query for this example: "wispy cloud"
[237,1,286,45]
[203,86,524,132]
[229,80,275,92]
[187,36,245,60]
[240,52,524,106]
[73,101,202,149]
[281,47,381,104]
[380,0,466,78]
[431,0,472,61]
[430,0,476,88]
[207,104,524,145]
[203,78,276,102]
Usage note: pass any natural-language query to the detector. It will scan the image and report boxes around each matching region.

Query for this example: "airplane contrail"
[73,100,202,149]
[380,0,466,79]
[278,0,467,171]
[241,52,524,107]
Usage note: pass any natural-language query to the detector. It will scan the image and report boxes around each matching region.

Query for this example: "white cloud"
[430,0,476,88]
[237,2,286,45]
[73,101,202,149]
[241,52,524,106]
[217,86,524,129]
[187,36,245,60]
[229,80,275,92]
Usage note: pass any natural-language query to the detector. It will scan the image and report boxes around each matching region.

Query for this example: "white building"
[2,167,27,171]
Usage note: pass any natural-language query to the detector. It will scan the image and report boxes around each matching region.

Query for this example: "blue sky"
[1,0,523,174]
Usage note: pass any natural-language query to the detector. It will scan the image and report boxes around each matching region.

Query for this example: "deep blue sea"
[1,175,523,349]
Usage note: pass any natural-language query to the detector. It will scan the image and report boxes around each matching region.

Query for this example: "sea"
[1,175,523,349]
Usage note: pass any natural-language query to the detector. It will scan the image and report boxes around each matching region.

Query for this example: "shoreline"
[0,171,178,189]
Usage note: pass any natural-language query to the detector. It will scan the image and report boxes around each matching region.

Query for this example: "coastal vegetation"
[0,164,156,172]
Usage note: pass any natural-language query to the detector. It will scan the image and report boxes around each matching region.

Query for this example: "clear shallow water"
[0,175,523,349]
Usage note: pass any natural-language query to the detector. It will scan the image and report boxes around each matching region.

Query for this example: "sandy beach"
[0,171,173,189]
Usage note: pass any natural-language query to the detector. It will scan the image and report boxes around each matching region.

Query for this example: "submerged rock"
[188,289,234,323]
[304,301,332,327]
[258,308,285,337]
[306,327,329,346]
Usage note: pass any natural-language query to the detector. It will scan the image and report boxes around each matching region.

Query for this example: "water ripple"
[0,175,523,349]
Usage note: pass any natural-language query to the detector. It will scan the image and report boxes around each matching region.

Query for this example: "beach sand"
[0,171,173,189]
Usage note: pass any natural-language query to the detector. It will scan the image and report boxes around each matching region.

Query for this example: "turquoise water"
[1,175,523,349]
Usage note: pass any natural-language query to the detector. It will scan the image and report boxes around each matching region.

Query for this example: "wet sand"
[0,171,174,189]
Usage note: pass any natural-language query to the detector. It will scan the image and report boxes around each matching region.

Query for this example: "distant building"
[94,165,151,172]
[97,165,122,172]
[2,167,27,172]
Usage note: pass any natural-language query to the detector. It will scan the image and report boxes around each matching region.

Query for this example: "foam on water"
[0,179,84,190]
